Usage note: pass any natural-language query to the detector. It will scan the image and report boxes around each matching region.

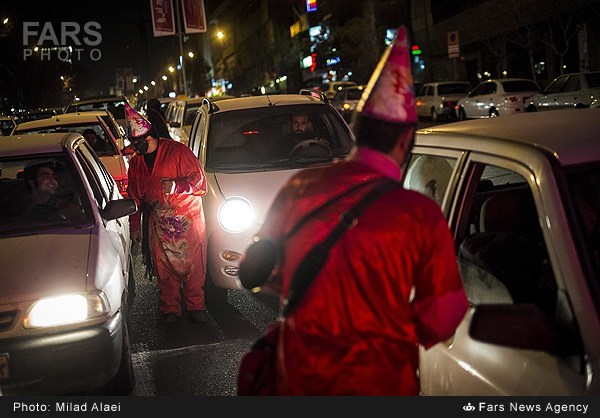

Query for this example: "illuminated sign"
[307,0,317,13]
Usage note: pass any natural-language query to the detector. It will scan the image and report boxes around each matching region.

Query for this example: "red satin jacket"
[259,148,468,395]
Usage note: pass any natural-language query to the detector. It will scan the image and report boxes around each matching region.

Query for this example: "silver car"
[455,78,540,119]
[526,71,600,112]
[0,132,137,395]
[187,94,356,304]
[404,109,600,395]
[415,81,471,122]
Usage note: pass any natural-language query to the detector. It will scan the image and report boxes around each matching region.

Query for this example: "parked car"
[187,94,356,304]
[331,85,364,123]
[318,80,358,100]
[20,108,58,123]
[402,108,600,395]
[0,132,138,395]
[65,96,130,131]
[526,71,600,112]
[415,81,471,122]
[166,95,234,145]
[0,115,21,136]
[12,111,130,197]
[455,78,540,120]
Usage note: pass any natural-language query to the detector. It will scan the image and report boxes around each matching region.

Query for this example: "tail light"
[115,178,129,197]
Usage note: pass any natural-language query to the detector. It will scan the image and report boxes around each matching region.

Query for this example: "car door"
[412,151,588,395]
[75,142,130,270]
[462,82,494,118]
[557,74,583,109]
[538,75,569,110]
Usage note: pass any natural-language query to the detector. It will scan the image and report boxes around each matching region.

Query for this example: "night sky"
[1,0,220,108]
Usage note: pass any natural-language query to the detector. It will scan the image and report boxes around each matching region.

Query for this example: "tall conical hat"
[125,101,152,138]
[354,25,417,125]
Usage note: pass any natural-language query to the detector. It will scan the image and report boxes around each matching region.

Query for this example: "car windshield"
[13,123,119,156]
[205,105,355,172]
[501,80,539,92]
[438,83,471,95]
[0,155,93,233]
[567,167,600,295]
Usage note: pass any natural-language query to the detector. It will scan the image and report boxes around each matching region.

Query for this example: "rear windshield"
[438,83,471,95]
[501,80,539,92]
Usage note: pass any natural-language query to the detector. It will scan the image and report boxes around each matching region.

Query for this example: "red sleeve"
[411,205,469,348]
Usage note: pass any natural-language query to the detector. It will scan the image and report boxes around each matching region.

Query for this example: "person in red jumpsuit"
[125,102,209,324]
[251,26,468,395]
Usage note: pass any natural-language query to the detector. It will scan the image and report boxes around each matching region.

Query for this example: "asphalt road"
[128,248,278,396]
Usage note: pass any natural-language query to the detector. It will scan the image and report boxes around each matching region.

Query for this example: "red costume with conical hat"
[252,26,468,395]
[126,103,208,317]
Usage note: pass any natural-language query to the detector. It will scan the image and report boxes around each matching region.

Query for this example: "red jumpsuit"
[128,138,208,315]
[259,147,468,395]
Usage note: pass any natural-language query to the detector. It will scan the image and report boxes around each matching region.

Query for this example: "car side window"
[76,143,116,209]
[456,164,558,315]
[563,75,580,92]
[546,76,568,94]
[403,154,456,207]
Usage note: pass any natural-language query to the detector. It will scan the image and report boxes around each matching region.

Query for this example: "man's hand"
[161,179,175,195]
[131,230,142,245]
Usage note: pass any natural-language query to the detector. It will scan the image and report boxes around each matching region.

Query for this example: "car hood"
[212,170,299,223]
[0,231,91,302]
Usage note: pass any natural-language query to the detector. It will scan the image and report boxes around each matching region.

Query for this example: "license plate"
[0,353,9,379]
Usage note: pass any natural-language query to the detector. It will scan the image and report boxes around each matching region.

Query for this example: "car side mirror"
[469,303,582,356]
[102,198,137,221]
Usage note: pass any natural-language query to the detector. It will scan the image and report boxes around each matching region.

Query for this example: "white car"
[331,85,364,123]
[12,111,130,197]
[318,81,358,100]
[65,96,129,131]
[404,108,600,395]
[455,78,540,119]
[0,132,138,395]
[526,71,600,112]
[187,94,356,304]
[415,81,471,122]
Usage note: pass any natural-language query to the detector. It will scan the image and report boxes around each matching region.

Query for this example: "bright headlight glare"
[25,291,110,328]
[218,197,254,233]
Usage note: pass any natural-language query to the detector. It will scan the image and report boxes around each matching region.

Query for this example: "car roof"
[69,96,125,105]
[416,108,599,167]
[0,132,81,156]
[424,81,470,85]
[207,94,329,113]
[14,111,110,131]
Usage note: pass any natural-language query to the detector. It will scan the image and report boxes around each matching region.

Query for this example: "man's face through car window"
[291,114,310,135]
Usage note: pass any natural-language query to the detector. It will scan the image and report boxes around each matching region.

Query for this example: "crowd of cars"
[0,69,599,395]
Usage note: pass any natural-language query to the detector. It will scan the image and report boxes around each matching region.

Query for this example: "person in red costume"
[125,102,209,324]
[249,26,468,395]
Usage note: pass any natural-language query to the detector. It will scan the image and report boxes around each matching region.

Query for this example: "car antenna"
[265,92,273,106]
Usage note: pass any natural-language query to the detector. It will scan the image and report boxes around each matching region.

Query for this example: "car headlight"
[24,291,111,328]
[218,197,254,233]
